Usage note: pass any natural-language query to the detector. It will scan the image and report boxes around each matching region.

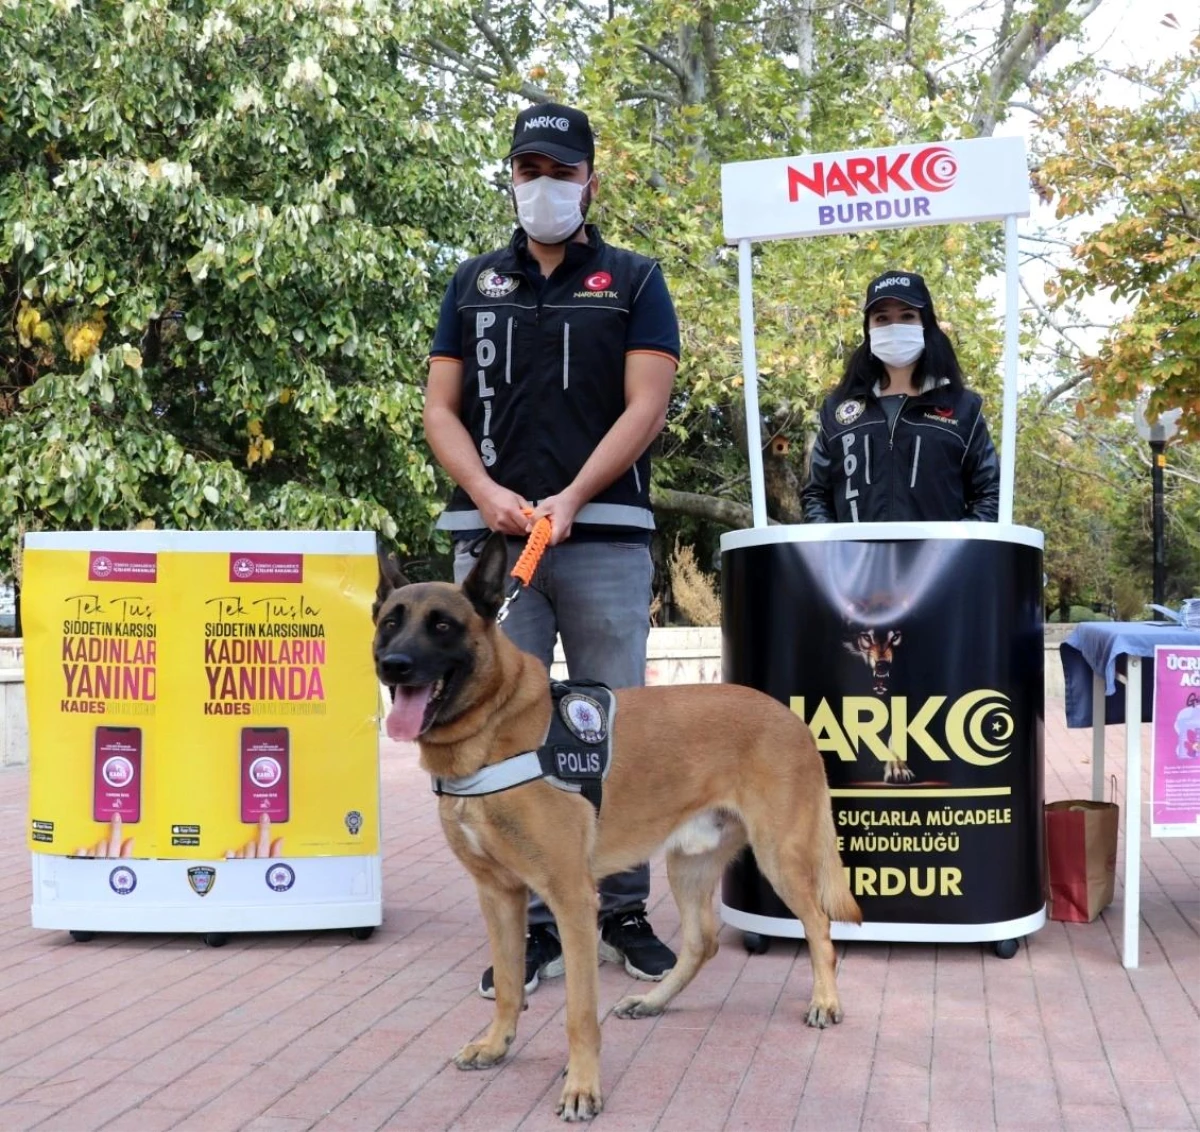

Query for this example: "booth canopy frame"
[719,136,1032,527]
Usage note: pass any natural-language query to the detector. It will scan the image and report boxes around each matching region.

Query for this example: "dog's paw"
[804,998,844,1028]
[557,1078,603,1122]
[453,1039,508,1070]
[612,993,664,1019]
[883,760,915,784]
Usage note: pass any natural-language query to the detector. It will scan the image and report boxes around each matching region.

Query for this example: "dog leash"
[496,512,552,624]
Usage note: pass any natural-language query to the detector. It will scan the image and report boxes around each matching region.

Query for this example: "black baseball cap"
[506,102,595,166]
[863,271,932,311]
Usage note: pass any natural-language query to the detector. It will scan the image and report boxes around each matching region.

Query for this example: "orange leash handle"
[495,514,553,624]
[511,516,552,587]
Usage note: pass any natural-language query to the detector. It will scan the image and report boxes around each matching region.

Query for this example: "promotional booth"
[23,530,382,946]
[717,138,1046,955]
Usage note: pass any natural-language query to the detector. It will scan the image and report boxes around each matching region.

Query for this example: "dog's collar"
[432,751,548,798]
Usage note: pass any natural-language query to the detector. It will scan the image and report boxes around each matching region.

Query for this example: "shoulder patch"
[835,399,865,426]
[477,270,519,298]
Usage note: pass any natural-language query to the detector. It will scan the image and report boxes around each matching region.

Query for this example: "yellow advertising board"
[24,533,380,862]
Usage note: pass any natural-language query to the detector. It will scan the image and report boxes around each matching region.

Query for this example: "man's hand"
[531,487,584,545]
[475,481,533,536]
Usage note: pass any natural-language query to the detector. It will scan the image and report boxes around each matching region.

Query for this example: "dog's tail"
[816,801,863,925]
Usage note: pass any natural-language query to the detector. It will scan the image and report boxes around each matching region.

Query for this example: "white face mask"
[869,323,925,367]
[513,175,587,244]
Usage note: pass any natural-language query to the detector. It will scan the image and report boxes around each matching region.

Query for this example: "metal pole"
[737,238,769,529]
[1151,439,1166,607]
[1122,656,1142,969]
[998,213,1020,525]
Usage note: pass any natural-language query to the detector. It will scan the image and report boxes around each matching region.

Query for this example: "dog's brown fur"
[374,535,861,1122]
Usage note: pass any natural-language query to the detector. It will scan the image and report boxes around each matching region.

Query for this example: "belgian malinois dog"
[373,533,861,1122]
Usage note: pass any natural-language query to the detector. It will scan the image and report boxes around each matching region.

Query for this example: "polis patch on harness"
[429,681,616,811]
[537,681,615,812]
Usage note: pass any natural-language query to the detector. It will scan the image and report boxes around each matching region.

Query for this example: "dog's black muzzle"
[378,651,417,686]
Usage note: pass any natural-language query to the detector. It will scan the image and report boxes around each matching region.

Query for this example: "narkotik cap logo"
[524,115,570,133]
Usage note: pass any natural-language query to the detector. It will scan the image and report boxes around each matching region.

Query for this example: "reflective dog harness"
[431,680,615,813]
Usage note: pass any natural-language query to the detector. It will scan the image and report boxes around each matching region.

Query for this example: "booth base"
[720,901,1046,946]
[30,853,383,936]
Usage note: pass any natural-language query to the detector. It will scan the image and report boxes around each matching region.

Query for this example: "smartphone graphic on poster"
[240,728,290,823]
[93,726,142,823]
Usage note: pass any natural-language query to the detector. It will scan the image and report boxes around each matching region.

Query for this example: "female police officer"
[801,270,1000,523]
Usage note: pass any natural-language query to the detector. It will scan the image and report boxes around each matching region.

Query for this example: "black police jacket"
[801,381,1000,523]
[435,227,669,535]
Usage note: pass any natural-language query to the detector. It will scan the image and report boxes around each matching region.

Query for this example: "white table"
[1061,622,1200,967]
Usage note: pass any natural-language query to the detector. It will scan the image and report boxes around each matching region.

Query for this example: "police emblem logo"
[109,866,137,895]
[344,810,363,836]
[187,865,216,897]
[835,399,865,425]
[560,693,607,745]
[266,863,295,893]
[477,270,519,298]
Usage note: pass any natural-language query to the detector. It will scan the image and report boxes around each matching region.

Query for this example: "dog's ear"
[373,544,409,623]
[461,532,509,622]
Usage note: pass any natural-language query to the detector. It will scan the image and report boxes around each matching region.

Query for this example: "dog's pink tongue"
[386,685,433,742]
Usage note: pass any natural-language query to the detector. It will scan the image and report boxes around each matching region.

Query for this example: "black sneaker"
[478,924,564,1000]
[599,909,676,981]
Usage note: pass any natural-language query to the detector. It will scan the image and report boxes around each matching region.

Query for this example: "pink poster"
[1152,645,1200,838]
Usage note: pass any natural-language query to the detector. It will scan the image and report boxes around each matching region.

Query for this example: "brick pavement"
[0,698,1196,1131]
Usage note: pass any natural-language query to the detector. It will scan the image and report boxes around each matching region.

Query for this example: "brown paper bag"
[1044,799,1119,923]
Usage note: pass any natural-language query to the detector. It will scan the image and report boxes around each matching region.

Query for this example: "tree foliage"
[1035,38,1200,436]
[0,0,498,581]
[5,0,1169,612]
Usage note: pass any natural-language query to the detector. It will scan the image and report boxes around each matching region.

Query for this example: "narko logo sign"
[721,136,1029,242]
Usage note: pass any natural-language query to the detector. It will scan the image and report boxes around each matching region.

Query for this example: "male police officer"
[424,103,680,998]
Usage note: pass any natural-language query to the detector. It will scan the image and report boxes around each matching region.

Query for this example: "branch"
[1037,371,1090,412]
[650,486,779,528]
[418,39,549,103]
[1020,276,1092,360]
[618,88,682,106]
[969,0,1104,136]
[637,41,687,83]
[470,7,519,75]
[1031,449,1119,488]
[902,0,940,98]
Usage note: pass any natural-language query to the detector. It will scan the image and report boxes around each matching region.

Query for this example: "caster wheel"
[70,930,96,943]
[743,931,771,955]
[350,926,375,941]
[994,938,1019,959]
[204,933,229,948]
